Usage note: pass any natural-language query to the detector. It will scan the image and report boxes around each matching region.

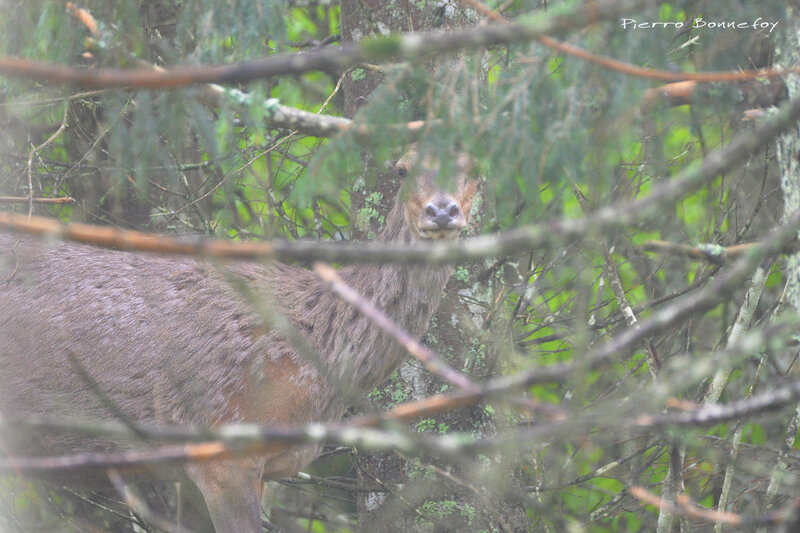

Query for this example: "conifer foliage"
[1,1,799,531]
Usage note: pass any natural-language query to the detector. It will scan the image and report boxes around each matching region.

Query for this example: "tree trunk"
[338,3,530,531]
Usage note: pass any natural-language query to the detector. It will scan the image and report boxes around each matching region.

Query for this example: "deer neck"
[265,197,456,399]
[331,198,453,391]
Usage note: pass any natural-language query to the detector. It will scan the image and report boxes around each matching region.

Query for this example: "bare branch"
[7,367,800,476]
[196,82,427,138]
[107,468,192,533]
[631,486,743,526]
[26,103,69,217]
[0,0,644,88]
[314,262,479,392]
[0,196,75,204]
[4,92,800,265]
[641,239,800,264]
[465,0,792,85]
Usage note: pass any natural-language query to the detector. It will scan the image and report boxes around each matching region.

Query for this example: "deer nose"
[425,200,460,229]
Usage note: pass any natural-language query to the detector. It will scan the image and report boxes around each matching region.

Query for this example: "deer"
[0,147,478,533]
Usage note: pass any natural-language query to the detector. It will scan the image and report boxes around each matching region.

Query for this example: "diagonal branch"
[463,0,793,84]
[313,262,480,392]
[2,1,792,89]
[629,486,796,528]
[0,0,643,88]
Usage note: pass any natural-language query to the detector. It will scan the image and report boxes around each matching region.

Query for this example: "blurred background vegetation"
[1,0,799,531]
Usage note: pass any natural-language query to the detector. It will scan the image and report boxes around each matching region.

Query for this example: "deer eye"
[396,165,408,178]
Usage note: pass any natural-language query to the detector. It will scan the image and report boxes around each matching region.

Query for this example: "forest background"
[1,0,799,532]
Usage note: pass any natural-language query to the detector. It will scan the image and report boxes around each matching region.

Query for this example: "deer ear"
[459,179,479,222]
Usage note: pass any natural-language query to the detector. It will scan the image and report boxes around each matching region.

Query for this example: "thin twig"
[0,196,75,204]
[26,103,69,217]
[107,468,194,533]
[571,182,660,377]
[314,262,479,392]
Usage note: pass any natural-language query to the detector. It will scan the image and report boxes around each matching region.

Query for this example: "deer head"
[395,147,479,241]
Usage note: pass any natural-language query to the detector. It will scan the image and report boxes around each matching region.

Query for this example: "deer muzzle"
[417,195,466,240]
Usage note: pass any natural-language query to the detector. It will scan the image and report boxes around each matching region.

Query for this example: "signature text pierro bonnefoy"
[620,17,779,33]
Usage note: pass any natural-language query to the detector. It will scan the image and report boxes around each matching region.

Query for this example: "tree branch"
[0,0,643,88]
[0,196,75,204]
[4,92,800,264]
[630,486,795,528]
[314,262,479,392]
[641,239,800,264]
[196,82,427,138]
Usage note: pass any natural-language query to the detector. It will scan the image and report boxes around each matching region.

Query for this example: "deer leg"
[185,458,265,533]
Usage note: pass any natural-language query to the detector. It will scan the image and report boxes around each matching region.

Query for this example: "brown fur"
[0,149,477,532]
